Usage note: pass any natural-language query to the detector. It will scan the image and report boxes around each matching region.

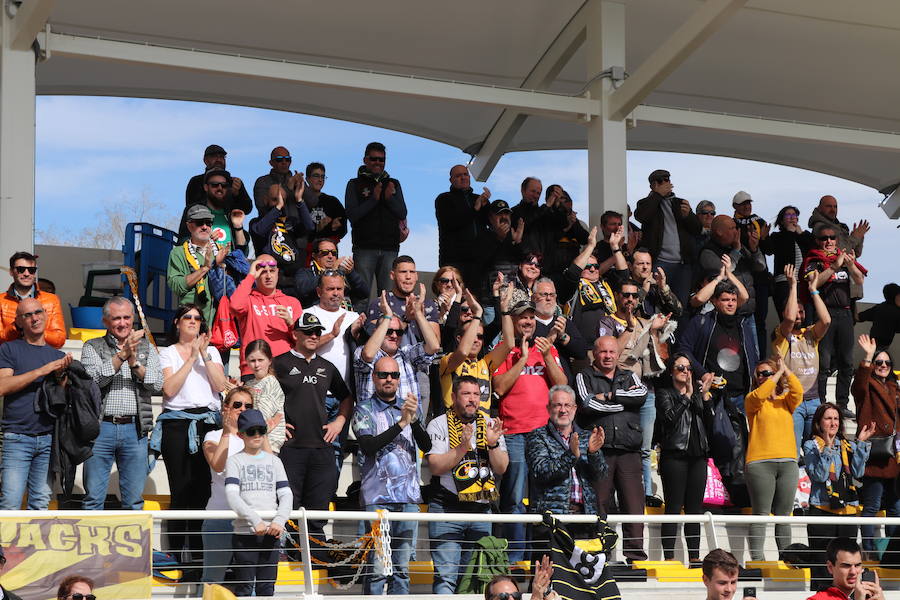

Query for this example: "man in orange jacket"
[0,252,66,348]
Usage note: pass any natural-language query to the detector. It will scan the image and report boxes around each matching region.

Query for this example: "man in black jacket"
[177,169,249,255]
[345,142,408,297]
[574,336,648,563]
[634,169,701,307]
[435,165,491,288]
[184,144,251,210]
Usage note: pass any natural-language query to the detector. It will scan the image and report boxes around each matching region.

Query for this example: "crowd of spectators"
[0,143,897,596]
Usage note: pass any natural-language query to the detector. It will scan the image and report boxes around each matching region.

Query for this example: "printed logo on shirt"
[302,375,319,384]
[316,368,326,376]
[520,364,545,376]
[238,463,275,492]
[253,303,294,318]
[289,367,301,376]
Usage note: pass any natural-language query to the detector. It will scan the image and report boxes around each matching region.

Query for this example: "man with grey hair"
[80,296,162,509]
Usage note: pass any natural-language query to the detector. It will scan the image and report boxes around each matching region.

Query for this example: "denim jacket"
[803,436,870,513]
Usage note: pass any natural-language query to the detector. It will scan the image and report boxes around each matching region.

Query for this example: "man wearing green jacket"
[167,204,226,324]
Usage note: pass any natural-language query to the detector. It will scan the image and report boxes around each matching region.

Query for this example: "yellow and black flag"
[543,514,621,600]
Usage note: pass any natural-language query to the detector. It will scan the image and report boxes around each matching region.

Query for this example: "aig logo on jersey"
[303,375,319,384]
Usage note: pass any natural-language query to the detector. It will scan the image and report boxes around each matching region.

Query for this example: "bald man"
[435,165,491,290]
[699,215,767,325]
[575,336,649,562]
[0,298,73,510]
[808,195,868,257]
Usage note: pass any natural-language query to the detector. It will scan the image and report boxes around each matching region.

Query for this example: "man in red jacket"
[229,254,303,379]
[808,538,884,600]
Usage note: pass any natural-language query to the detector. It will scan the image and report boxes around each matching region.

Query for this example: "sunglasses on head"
[207,181,228,189]
[243,426,267,437]
[67,594,96,600]
[375,371,401,380]
[14,265,37,274]
[272,156,291,162]
[317,249,338,257]
[385,327,407,337]
[230,401,253,410]
[674,364,692,373]
[874,359,893,367]
[818,235,837,241]
[756,369,775,378]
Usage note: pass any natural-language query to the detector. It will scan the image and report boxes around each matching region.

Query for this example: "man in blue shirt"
[352,356,431,595]
[0,298,72,509]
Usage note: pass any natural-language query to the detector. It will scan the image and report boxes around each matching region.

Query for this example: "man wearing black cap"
[474,199,525,298]
[185,144,252,211]
[273,312,352,550]
[435,165,491,288]
[634,169,701,307]
[178,168,249,255]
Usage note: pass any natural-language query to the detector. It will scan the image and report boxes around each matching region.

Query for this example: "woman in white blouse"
[159,303,229,564]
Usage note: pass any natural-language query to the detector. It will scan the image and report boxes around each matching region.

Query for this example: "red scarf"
[800,248,867,302]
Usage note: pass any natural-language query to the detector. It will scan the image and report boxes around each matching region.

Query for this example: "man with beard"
[167,204,228,324]
[425,376,508,593]
[185,144,251,212]
[294,238,369,309]
[178,169,248,254]
[345,142,408,296]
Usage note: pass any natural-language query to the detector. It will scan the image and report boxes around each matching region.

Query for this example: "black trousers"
[659,452,707,560]
[807,506,858,592]
[279,445,337,559]
[593,449,646,561]
[230,533,278,597]
[817,306,854,408]
[161,417,216,559]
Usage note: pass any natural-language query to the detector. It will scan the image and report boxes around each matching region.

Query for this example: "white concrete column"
[0,15,37,259]
[585,0,627,228]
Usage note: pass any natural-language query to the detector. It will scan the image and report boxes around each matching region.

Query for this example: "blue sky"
[35,96,895,302]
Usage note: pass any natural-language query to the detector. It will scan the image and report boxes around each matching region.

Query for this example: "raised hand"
[568,431,581,458]
[275,305,295,329]
[203,243,215,267]
[399,393,418,427]
[475,187,491,211]
[721,253,732,273]
[519,336,530,362]
[485,418,506,447]
[588,426,605,452]
[851,220,870,240]
[858,334,877,358]
[586,225,598,247]
[215,244,229,266]
[511,218,525,244]
[747,228,760,251]
[857,421,877,443]
[784,264,796,285]
[293,173,306,201]
[230,209,246,230]
[464,288,483,318]
[650,312,671,332]
[458,423,474,449]
[652,266,667,288]
[609,228,624,251]
[379,290,394,319]
[533,336,554,357]
[384,181,397,199]
[330,314,346,338]
[231,176,243,195]
[679,199,691,217]
[548,316,566,343]
[531,556,554,600]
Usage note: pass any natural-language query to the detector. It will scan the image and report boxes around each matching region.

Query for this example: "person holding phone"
[701,548,758,600]
[807,537,884,600]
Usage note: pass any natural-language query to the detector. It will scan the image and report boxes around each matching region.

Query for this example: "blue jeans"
[499,432,528,562]
[364,503,418,595]
[325,395,345,474]
[202,518,234,584]
[0,432,52,510]
[353,248,398,306]
[792,397,821,458]
[428,501,492,594]
[729,393,746,415]
[82,421,149,510]
[640,390,656,496]
[859,476,900,551]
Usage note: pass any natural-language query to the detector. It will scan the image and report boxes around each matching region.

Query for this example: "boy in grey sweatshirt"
[225,409,292,596]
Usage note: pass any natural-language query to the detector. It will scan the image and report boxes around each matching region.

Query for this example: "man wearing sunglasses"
[634,169,702,307]
[303,161,348,246]
[184,144,251,213]
[352,356,431,594]
[167,204,227,325]
[802,225,866,419]
[0,251,66,348]
[79,296,162,511]
[355,290,439,408]
[274,312,352,555]
[252,145,300,217]
[345,141,408,298]
[178,169,249,255]
[294,238,369,309]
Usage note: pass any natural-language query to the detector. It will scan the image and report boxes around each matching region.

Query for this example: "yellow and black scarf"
[447,410,498,502]
[183,242,208,299]
[813,435,859,514]
[577,278,616,313]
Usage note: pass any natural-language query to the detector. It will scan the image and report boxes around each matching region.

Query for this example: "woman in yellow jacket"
[744,354,803,561]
